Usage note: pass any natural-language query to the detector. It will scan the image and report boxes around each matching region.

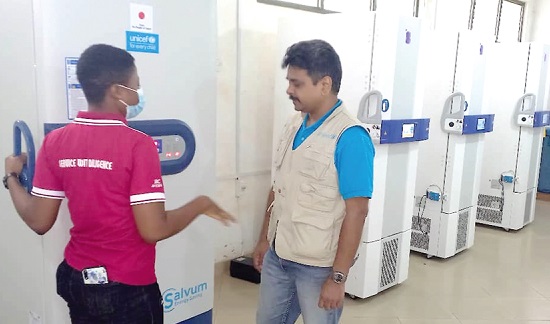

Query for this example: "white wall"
[526,0,550,43]
[433,0,472,31]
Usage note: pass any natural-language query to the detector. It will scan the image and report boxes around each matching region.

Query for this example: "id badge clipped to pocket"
[82,266,109,285]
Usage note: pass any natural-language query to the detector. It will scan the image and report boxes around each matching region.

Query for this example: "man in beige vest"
[254,40,375,324]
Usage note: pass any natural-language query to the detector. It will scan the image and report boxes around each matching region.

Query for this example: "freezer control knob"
[521,117,527,122]
[449,122,455,127]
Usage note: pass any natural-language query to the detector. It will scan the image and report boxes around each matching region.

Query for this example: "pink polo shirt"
[31,111,165,285]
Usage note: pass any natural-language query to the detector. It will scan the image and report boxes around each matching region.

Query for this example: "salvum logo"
[162,282,208,313]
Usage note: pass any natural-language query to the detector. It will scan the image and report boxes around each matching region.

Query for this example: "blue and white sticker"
[126,31,159,54]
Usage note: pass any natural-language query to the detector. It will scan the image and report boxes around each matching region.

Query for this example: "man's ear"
[320,76,333,96]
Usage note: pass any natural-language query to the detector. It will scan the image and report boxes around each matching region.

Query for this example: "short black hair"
[282,39,342,94]
[76,44,136,105]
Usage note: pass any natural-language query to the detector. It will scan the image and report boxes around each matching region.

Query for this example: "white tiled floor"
[213,199,550,324]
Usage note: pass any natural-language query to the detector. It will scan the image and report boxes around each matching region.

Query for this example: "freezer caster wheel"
[426,254,433,259]
[504,228,510,232]
[346,294,357,300]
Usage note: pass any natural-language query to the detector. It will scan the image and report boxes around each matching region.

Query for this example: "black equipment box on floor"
[230,256,261,284]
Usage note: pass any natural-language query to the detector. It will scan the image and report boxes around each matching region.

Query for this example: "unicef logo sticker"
[149,36,156,44]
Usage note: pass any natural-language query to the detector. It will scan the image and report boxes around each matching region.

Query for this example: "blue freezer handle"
[13,121,36,193]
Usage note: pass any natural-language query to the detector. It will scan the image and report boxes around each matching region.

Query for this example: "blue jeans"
[56,260,163,323]
[256,248,343,324]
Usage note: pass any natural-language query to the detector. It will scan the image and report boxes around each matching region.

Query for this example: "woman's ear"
[108,84,123,101]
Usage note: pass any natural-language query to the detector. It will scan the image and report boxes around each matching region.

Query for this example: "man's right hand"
[252,239,270,272]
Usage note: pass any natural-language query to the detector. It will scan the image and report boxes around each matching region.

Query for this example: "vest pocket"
[290,211,334,260]
[298,148,332,179]
[297,183,339,212]
[274,124,297,169]
[274,138,290,169]
[268,190,285,242]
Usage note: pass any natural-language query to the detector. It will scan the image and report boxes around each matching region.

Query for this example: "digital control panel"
[476,118,486,131]
[462,114,494,134]
[153,135,186,162]
[402,123,415,138]
[533,111,550,127]
[366,118,430,144]
[515,111,550,128]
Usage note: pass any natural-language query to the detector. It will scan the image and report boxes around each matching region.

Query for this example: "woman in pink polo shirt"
[4,44,234,323]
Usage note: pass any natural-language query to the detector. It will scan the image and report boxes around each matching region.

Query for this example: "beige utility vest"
[268,104,361,267]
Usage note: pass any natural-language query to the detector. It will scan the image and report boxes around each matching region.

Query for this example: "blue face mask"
[126,88,145,119]
[118,85,145,119]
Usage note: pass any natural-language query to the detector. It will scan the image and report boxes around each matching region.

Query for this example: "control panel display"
[402,123,415,138]
[476,118,486,131]
[154,139,163,153]
[153,135,186,162]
